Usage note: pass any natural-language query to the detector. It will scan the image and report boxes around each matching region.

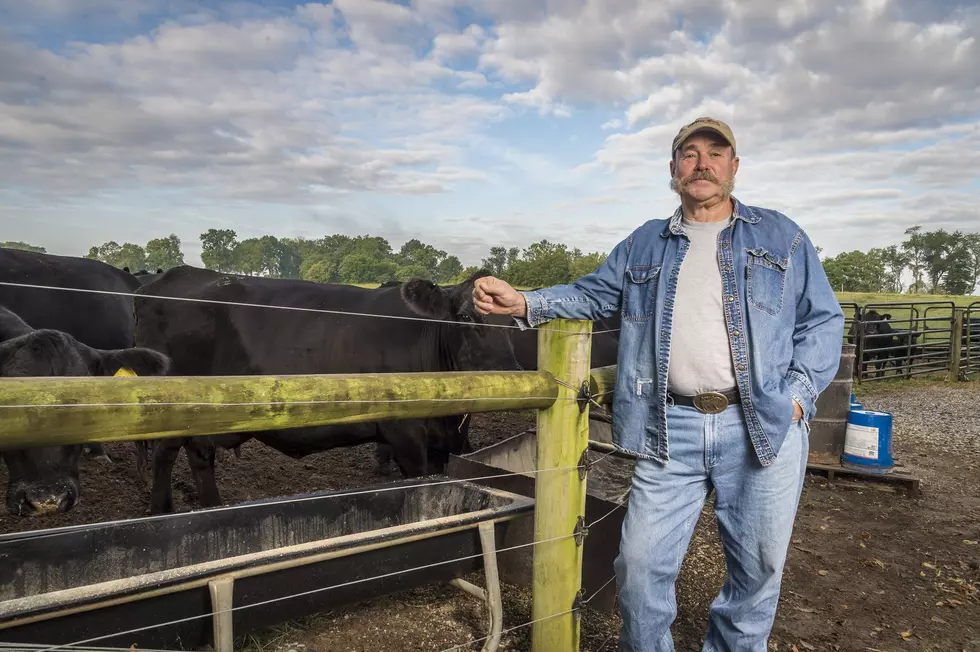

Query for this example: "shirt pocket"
[745,247,789,316]
[623,264,661,321]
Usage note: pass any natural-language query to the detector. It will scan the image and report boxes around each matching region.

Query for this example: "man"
[472,117,844,651]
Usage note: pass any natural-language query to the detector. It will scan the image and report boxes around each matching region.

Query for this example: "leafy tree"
[821,250,886,292]
[961,233,980,293]
[200,229,239,273]
[85,241,146,272]
[456,266,480,283]
[144,234,184,271]
[299,256,337,284]
[876,245,909,294]
[396,263,432,281]
[569,250,608,279]
[1,241,46,253]
[338,254,397,284]
[481,246,519,277]
[434,255,463,283]
[232,236,300,278]
[945,244,976,296]
[918,229,960,293]
[901,226,926,292]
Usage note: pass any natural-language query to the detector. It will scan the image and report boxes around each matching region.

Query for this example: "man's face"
[669,132,739,203]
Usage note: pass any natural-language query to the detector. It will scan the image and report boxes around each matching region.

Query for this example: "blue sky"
[1,0,978,268]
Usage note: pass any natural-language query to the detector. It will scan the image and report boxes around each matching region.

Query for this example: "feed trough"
[0,477,533,651]
[447,425,635,613]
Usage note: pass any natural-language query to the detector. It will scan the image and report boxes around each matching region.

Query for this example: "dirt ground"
[1,382,977,651]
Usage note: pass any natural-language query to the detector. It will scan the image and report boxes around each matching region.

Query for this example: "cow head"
[0,306,170,517]
[400,271,522,372]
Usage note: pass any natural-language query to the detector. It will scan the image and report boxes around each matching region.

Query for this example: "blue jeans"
[614,403,809,651]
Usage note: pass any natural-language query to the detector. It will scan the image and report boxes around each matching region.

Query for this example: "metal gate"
[962,302,980,379]
[853,301,955,382]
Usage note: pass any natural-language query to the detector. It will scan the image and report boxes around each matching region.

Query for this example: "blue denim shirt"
[518,197,845,466]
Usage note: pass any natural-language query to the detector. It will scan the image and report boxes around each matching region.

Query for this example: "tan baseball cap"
[671,117,736,156]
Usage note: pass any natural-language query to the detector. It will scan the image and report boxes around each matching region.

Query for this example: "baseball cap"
[671,117,736,156]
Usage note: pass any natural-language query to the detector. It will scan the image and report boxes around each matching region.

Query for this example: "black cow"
[849,310,921,378]
[0,248,150,466]
[133,266,522,514]
[132,268,165,286]
[0,306,169,516]
[374,299,621,475]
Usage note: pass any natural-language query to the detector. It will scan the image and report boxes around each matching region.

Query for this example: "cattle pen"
[0,317,619,652]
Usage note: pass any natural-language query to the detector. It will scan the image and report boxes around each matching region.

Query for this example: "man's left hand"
[792,399,803,422]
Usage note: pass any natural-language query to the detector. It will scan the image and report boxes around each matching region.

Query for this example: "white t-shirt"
[666,215,738,396]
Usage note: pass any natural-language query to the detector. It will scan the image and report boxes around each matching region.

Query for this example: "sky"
[1,0,978,268]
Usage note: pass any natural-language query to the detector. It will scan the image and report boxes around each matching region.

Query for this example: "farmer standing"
[472,117,844,651]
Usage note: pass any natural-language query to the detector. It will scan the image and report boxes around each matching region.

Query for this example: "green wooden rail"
[0,319,615,652]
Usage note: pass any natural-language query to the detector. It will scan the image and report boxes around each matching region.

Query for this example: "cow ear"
[87,347,171,377]
[401,279,451,319]
[0,307,33,342]
[882,314,891,320]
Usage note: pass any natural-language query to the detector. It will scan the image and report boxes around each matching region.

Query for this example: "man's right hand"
[473,276,527,318]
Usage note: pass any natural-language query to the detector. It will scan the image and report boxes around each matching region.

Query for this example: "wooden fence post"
[951,308,964,381]
[532,318,593,652]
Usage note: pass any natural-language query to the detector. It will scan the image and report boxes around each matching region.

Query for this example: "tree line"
[821,227,980,295]
[1,232,606,287]
[3,224,978,294]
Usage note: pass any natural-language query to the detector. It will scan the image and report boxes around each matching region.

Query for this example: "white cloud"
[0,0,978,265]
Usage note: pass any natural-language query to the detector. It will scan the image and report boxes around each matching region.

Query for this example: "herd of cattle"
[0,248,619,518]
[2,247,975,520]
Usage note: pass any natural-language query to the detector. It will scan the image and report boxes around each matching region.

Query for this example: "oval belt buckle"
[693,391,728,414]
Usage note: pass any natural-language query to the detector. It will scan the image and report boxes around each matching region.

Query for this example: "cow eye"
[458,313,473,322]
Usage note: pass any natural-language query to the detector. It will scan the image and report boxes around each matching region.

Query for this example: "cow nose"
[22,488,75,516]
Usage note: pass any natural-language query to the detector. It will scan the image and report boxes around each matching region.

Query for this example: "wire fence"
[0,281,622,336]
[25,467,629,652]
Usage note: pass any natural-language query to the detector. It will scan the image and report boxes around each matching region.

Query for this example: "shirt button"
[737,363,746,371]
[733,330,740,337]
[724,265,731,271]
[727,296,734,302]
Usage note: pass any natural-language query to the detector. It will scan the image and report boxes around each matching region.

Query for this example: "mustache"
[681,169,721,186]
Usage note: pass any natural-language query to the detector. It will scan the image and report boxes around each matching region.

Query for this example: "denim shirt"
[518,197,845,466]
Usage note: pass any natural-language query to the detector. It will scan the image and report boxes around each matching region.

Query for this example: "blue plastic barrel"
[841,410,894,474]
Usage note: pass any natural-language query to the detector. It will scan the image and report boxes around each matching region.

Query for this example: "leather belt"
[667,388,741,414]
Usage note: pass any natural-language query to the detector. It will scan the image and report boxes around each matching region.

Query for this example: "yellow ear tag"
[114,367,138,377]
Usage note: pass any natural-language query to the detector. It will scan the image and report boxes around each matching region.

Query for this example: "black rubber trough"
[0,477,533,650]
[447,424,635,614]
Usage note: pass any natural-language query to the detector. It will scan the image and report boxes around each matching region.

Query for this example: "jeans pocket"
[623,264,661,321]
[746,248,788,315]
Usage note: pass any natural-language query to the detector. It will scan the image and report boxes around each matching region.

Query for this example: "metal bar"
[478,520,503,652]
[0,511,524,630]
[861,366,951,382]
[951,309,964,380]
[0,371,558,450]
